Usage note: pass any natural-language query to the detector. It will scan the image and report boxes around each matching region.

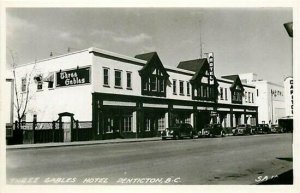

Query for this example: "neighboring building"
[11,47,258,140]
[239,73,285,125]
[284,76,293,117]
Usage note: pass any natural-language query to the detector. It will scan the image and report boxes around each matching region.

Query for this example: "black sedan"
[198,124,226,138]
[161,123,195,140]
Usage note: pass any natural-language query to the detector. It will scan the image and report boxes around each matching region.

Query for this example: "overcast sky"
[6,8,292,84]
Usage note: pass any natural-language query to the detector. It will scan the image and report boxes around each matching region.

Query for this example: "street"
[6,133,293,185]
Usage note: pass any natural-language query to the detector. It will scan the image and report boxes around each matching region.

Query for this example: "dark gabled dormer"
[221,75,244,104]
[178,59,219,102]
[135,52,169,97]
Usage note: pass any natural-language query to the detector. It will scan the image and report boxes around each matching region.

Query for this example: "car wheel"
[221,131,225,137]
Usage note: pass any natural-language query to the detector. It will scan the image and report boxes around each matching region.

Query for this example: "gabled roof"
[222,75,244,91]
[177,58,211,82]
[177,58,207,72]
[134,52,169,77]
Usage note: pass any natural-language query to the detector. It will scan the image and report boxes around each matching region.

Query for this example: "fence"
[8,120,93,145]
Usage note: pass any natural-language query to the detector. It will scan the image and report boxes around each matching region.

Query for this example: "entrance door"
[62,116,72,142]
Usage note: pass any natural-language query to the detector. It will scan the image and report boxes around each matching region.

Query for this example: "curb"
[6,137,161,150]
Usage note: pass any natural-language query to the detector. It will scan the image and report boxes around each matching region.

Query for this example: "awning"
[43,73,54,82]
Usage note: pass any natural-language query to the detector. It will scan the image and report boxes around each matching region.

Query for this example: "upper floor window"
[248,92,251,103]
[245,91,248,102]
[21,77,26,92]
[173,79,177,94]
[159,79,164,92]
[150,77,157,91]
[220,87,223,100]
[252,93,254,103]
[114,70,122,88]
[187,82,190,96]
[103,68,110,86]
[257,89,259,96]
[37,81,43,90]
[126,71,132,89]
[179,81,184,95]
[225,88,228,100]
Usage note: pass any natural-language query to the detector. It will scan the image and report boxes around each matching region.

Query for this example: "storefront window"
[158,117,165,131]
[123,116,132,132]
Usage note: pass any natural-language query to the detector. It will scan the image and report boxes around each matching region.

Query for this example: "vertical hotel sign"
[56,66,90,87]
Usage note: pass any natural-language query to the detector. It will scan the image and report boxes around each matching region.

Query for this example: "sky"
[6,8,292,84]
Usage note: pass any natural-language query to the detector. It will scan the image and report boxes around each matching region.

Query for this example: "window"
[48,81,54,89]
[105,117,113,133]
[187,82,190,96]
[257,89,259,96]
[21,77,26,92]
[179,81,184,95]
[159,79,164,92]
[225,88,228,100]
[158,117,165,131]
[245,92,248,102]
[203,85,207,97]
[220,87,224,100]
[173,79,177,94]
[252,93,254,103]
[145,118,151,131]
[248,92,251,103]
[114,70,122,87]
[150,77,157,91]
[33,114,37,122]
[123,116,132,132]
[126,72,132,89]
[103,68,110,86]
[143,79,148,90]
[37,81,43,90]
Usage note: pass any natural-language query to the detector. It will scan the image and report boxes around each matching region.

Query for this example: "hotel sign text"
[56,67,90,87]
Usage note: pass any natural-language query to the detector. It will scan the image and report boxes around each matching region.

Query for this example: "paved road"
[6,133,292,185]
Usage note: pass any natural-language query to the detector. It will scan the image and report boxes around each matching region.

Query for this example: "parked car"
[270,124,284,133]
[161,123,196,140]
[198,124,226,138]
[256,124,270,134]
[232,124,252,136]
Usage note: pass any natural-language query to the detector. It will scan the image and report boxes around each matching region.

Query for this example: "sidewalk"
[6,137,161,150]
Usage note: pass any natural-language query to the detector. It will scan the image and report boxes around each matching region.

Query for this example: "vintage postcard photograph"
[1,1,297,193]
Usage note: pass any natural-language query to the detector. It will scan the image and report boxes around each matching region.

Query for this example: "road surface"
[6,133,293,185]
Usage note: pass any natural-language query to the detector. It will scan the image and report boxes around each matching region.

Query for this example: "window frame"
[173,79,177,95]
[179,80,184,95]
[103,67,110,87]
[126,71,132,89]
[114,69,122,88]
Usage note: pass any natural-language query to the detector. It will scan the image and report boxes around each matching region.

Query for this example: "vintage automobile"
[232,124,252,136]
[256,124,271,134]
[161,123,196,140]
[270,124,284,133]
[197,124,226,138]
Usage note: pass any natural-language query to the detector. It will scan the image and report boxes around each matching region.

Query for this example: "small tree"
[9,50,36,128]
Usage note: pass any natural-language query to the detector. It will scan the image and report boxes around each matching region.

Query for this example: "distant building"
[284,76,293,117]
[239,73,285,125]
